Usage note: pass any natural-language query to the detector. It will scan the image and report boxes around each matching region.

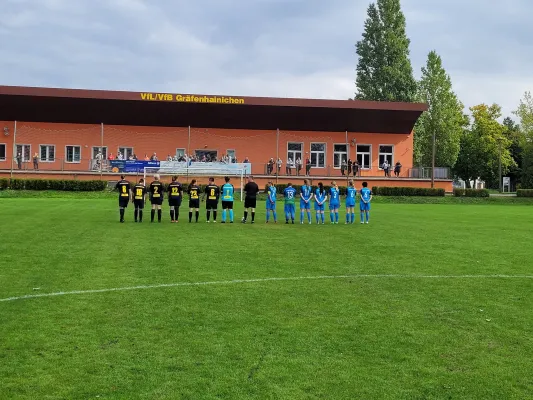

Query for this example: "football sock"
[251,212,255,222]
[266,212,270,222]
[170,209,174,221]
[316,212,320,223]
[360,212,364,223]
[134,209,138,221]
[207,210,211,221]
[366,211,370,222]
[244,211,248,221]
[176,209,179,221]
[346,213,350,223]
[213,211,217,221]
[307,211,311,222]
[139,210,143,222]
[321,213,325,223]
[335,212,339,222]
[119,208,124,221]
[222,210,227,222]
[300,210,304,223]
[189,211,192,222]
[195,211,199,222]
[157,209,162,222]
[273,211,277,222]
[151,209,155,222]
[229,210,234,222]
[330,212,334,223]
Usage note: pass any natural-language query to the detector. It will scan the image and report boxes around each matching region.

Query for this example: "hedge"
[517,189,533,197]
[0,178,107,191]
[371,186,445,197]
[453,188,490,198]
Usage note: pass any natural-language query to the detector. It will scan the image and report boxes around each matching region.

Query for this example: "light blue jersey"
[329,186,340,207]
[346,186,357,207]
[221,183,234,202]
[300,185,312,210]
[314,188,327,211]
[360,187,372,212]
[266,186,277,210]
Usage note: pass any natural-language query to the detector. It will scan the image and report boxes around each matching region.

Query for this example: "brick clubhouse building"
[0,85,451,190]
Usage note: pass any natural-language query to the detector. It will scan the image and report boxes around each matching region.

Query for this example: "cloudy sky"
[1,0,531,117]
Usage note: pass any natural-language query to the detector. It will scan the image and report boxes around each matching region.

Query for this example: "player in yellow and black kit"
[203,177,220,223]
[133,178,147,222]
[115,175,132,223]
[167,176,183,223]
[188,179,200,223]
[149,174,164,223]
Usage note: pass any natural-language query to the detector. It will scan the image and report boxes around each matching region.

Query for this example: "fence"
[408,167,450,180]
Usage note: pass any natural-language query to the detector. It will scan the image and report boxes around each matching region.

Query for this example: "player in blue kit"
[314,182,327,224]
[265,181,277,223]
[345,179,357,224]
[283,183,297,224]
[220,176,234,223]
[360,181,372,224]
[329,181,340,224]
[299,179,313,224]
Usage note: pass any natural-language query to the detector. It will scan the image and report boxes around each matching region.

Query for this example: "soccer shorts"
[221,201,233,209]
[300,200,311,210]
[266,201,276,211]
[119,197,129,208]
[329,202,340,210]
[206,200,218,210]
[189,199,200,209]
[150,196,163,206]
[346,201,356,208]
[244,197,257,209]
[168,198,181,208]
[314,202,324,211]
[133,199,145,209]
[360,201,371,211]
[284,204,295,214]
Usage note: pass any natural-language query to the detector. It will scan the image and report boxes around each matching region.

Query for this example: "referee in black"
[242,175,259,224]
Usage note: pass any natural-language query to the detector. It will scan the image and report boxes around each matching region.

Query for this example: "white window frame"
[333,144,348,169]
[287,142,303,164]
[176,148,186,158]
[92,146,108,160]
[39,144,55,162]
[356,144,372,170]
[378,144,394,169]
[65,145,81,163]
[118,146,134,159]
[16,144,31,162]
[310,142,326,168]
[0,143,6,161]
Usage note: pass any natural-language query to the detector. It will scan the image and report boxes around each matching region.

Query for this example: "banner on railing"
[109,160,160,173]
[159,161,252,174]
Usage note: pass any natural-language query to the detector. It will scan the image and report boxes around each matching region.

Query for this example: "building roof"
[0,85,427,133]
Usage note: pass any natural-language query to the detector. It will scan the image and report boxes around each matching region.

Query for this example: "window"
[310,143,326,168]
[0,144,5,161]
[195,149,217,161]
[176,148,186,158]
[65,145,81,163]
[356,144,371,169]
[287,142,303,163]
[378,145,393,168]
[333,144,348,169]
[16,144,31,161]
[39,145,55,162]
[118,147,134,160]
[92,146,107,159]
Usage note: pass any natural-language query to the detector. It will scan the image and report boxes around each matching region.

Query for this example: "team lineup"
[115,175,372,225]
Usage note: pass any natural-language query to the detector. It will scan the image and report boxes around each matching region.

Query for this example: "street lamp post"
[498,137,503,193]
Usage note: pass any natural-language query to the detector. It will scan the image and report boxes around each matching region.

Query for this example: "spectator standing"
[341,159,347,176]
[394,161,402,177]
[95,151,103,170]
[267,158,274,175]
[33,152,39,170]
[347,159,353,176]
[296,157,302,176]
[305,157,311,176]
[353,160,359,177]
[277,158,282,175]
[16,152,22,169]
[382,160,390,177]
[286,158,293,175]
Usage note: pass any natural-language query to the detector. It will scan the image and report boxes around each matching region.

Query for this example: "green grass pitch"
[1,197,533,399]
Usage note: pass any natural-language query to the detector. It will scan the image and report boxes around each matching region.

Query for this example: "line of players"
[115,175,372,224]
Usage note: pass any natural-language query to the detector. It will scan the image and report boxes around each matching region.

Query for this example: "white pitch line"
[1,274,533,303]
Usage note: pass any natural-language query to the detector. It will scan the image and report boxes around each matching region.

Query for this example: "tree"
[513,92,533,187]
[453,104,516,188]
[502,117,523,188]
[355,0,417,102]
[413,51,467,168]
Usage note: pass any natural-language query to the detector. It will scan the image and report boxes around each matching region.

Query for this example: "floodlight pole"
[276,128,279,184]
[431,131,436,188]
[187,126,191,183]
[10,120,17,179]
[100,123,104,180]
[345,130,349,187]
[498,138,503,193]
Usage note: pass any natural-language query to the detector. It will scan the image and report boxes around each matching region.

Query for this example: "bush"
[517,189,533,197]
[453,188,490,197]
[372,186,445,197]
[3,178,107,191]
